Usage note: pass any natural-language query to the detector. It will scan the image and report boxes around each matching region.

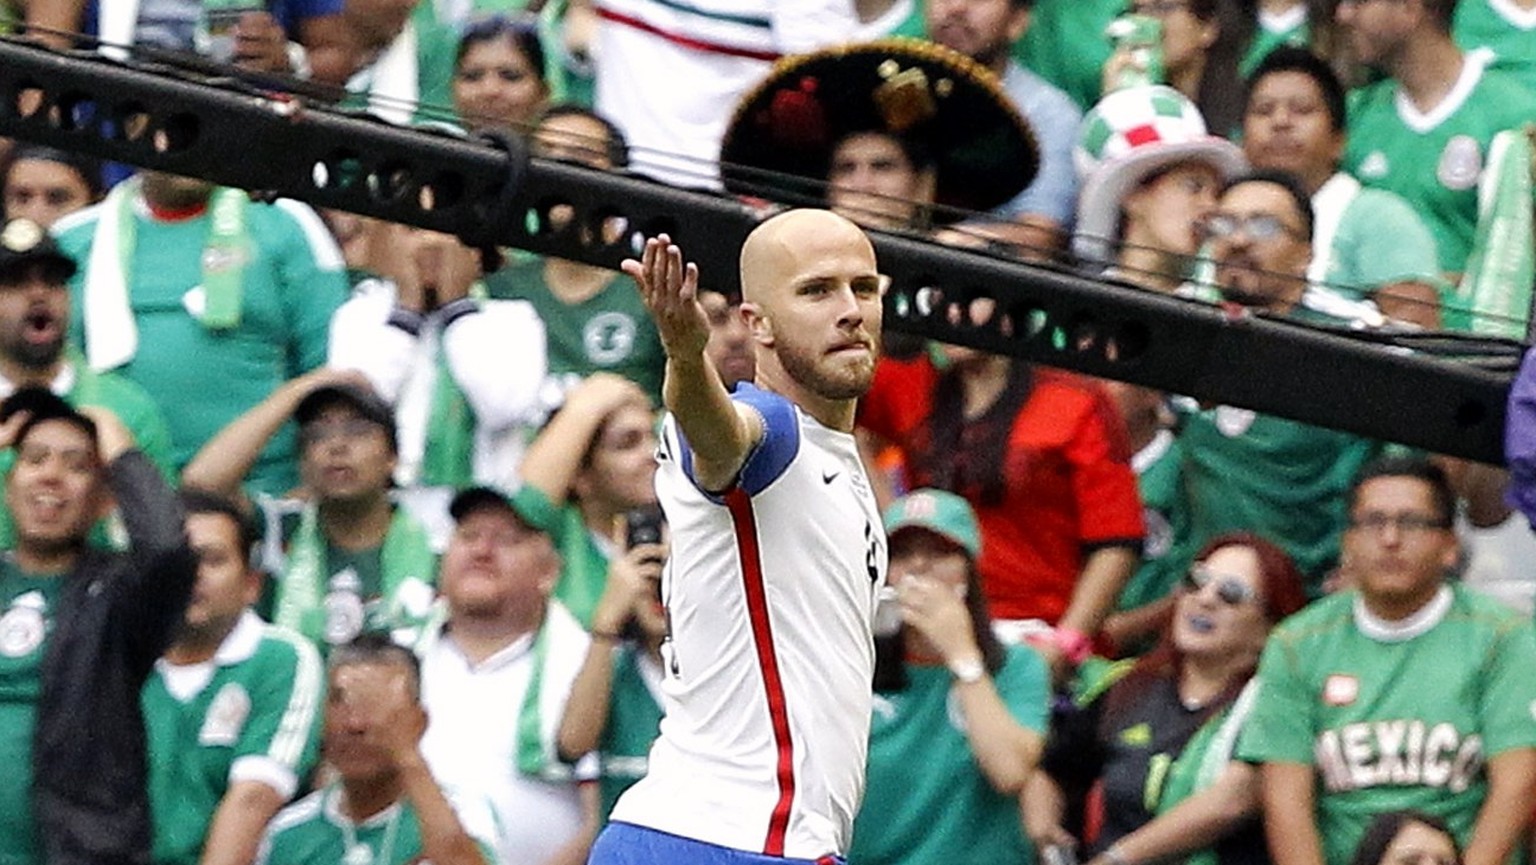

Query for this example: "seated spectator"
[335,0,458,125]
[1239,456,1536,865]
[1350,811,1463,865]
[859,326,1144,682]
[328,220,547,543]
[1,146,102,229]
[0,388,197,865]
[143,489,324,865]
[0,217,173,548]
[719,39,1038,237]
[1177,170,1386,589]
[699,283,753,389]
[416,487,600,865]
[922,0,1084,254]
[514,372,657,626]
[182,373,439,649]
[1454,0,1536,97]
[850,489,1049,865]
[1024,532,1307,865]
[452,14,552,133]
[1073,84,1245,290]
[556,507,668,822]
[486,106,665,405]
[52,170,348,496]
[592,0,861,187]
[1243,47,1443,327]
[1338,0,1536,291]
[256,633,498,865]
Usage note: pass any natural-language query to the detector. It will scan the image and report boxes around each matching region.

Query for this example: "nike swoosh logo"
[822,471,839,484]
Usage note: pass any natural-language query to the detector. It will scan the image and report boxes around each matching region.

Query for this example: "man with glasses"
[1175,170,1386,596]
[181,374,438,651]
[1238,455,1536,865]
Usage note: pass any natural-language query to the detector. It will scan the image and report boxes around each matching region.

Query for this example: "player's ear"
[742,302,774,347]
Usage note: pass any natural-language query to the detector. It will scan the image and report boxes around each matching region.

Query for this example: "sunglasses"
[1182,564,1258,607]
[1199,212,1304,243]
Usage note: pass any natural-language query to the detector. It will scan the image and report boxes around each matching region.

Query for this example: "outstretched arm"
[623,235,761,491]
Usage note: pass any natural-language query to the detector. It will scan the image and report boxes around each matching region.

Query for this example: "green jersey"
[143,613,324,865]
[1177,304,1383,589]
[338,16,458,127]
[1016,0,1126,110]
[485,258,665,405]
[0,560,66,865]
[258,499,439,648]
[849,645,1050,865]
[1454,0,1536,96]
[256,783,501,865]
[54,195,347,495]
[510,484,612,628]
[1237,585,1536,865]
[1319,180,1444,301]
[1344,56,1536,276]
[595,646,664,822]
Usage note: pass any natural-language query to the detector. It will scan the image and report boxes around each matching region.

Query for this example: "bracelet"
[1053,627,1094,665]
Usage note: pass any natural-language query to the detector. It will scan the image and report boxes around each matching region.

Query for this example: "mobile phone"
[625,506,665,550]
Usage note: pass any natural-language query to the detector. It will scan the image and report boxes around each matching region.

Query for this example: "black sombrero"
[719,38,1040,222]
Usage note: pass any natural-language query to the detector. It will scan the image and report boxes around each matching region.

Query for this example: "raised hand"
[898,575,980,667]
[622,234,708,359]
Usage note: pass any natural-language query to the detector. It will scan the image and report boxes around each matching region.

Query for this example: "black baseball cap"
[448,486,541,530]
[0,219,76,285]
[294,382,398,452]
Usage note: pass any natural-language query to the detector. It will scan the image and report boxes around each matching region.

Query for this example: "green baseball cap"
[882,488,981,558]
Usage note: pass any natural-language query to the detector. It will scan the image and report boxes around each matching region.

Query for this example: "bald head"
[739,209,875,305]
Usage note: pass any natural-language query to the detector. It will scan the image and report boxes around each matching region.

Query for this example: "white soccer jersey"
[608,384,888,859]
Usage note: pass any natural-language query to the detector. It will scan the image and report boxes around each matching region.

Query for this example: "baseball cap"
[1072,85,1246,263]
[448,486,541,531]
[0,218,77,284]
[294,382,397,452]
[881,488,981,558]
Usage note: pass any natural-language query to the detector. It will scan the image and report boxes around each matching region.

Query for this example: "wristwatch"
[948,656,986,684]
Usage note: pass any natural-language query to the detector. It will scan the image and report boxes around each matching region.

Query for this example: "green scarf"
[272,503,438,645]
[1150,679,1261,865]
[116,179,248,330]
[417,286,490,488]
[1459,126,1534,337]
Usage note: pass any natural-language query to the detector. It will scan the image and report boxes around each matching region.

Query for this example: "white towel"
[82,182,140,372]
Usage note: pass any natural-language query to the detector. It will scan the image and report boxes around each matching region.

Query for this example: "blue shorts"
[589,823,845,865]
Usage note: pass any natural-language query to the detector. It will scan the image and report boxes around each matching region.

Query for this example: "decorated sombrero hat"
[720,38,1040,222]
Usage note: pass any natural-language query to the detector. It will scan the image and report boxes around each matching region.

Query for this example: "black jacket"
[30,450,197,865]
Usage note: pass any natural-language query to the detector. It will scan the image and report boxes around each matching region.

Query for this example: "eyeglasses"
[1182,564,1259,606]
[1199,212,1305,243]
[302,418,383,445]
[1347,512,1452,535]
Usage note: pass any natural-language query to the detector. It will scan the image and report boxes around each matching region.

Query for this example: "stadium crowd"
[1,0,1536,864]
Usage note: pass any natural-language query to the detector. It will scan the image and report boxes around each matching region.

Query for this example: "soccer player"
[1239,456,1536,865]
[589,209,888,864]
[142,489,323,865]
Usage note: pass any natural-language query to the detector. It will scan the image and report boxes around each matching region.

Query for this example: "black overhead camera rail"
[0,37,1522,463]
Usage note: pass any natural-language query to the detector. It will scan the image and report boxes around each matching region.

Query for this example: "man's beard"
[777,337,877,401]
[2,332,62,371]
